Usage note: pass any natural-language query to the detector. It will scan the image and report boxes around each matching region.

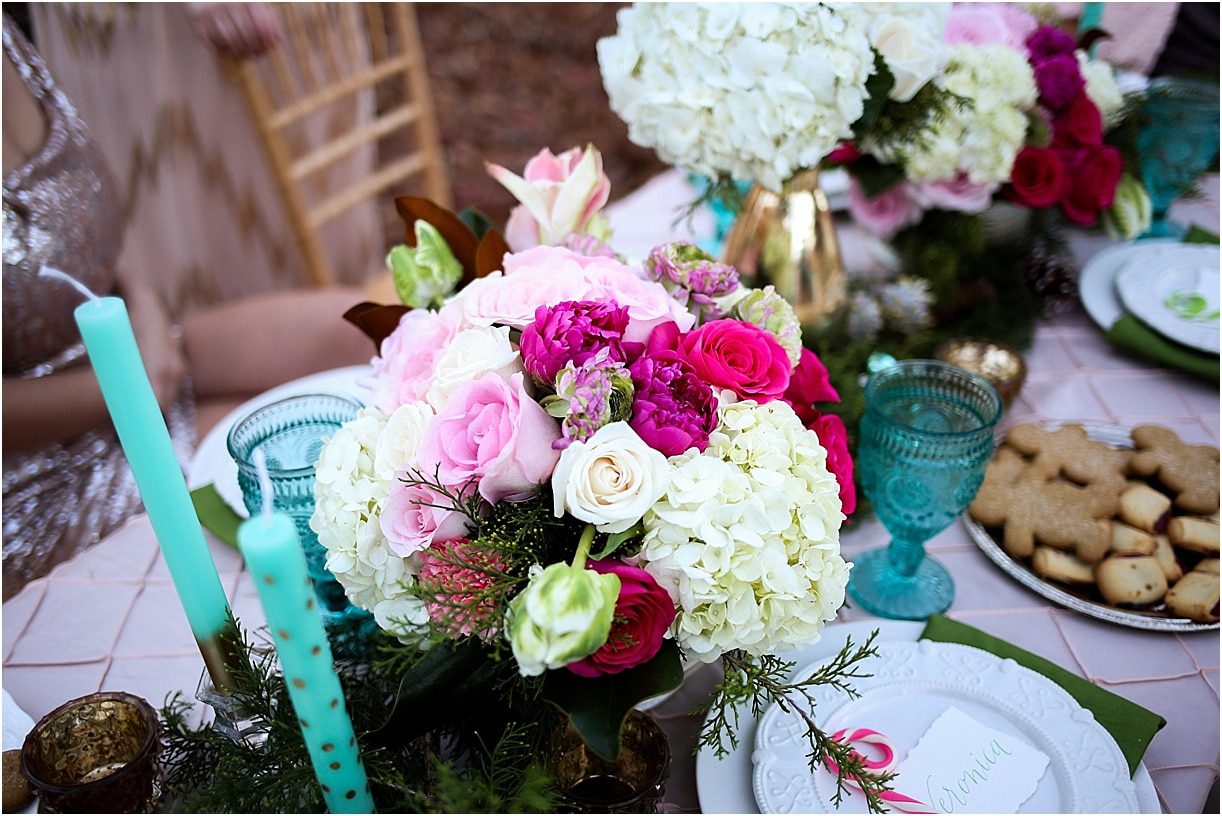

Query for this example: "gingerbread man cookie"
[1006,423,1130,491]
[1128,425,1220,514]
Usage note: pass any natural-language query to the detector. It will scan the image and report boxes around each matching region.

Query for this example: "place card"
[894,706,1049,814]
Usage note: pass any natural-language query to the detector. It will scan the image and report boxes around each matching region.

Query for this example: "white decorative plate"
[187,366,369,515]
[1079,239,1181,333]
[1116,245,1220,354]
[693,620,1161,814]
[750,641,1139,814]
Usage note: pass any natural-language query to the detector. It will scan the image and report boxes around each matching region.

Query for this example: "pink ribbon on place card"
[821,727,936,814]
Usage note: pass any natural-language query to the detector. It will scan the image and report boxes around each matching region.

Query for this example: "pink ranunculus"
[380,481,471,558]
[909,174,996,214]
[487,145,612,251]
[369,308,462,413]
[417,372,561,503]
[944,3,1037,49]
[810,413,857,516]
[783,347,840,427]
[680,319,791,403]
[848,179,924,239]
[566,559,675,678]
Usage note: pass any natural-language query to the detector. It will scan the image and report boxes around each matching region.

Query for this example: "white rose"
[870,13,947,102]
[552,422,671,534]
[373,401,435,481]
[424,325,522,410]
[1078,51,1125,127]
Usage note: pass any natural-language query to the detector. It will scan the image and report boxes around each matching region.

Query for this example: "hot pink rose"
[909,175,995,214]
[487,146,612,251]
[380,481,471,558]
[370,308,462,412]
[944,3,1037,49]
[566,559,675,677]
[680,319,791,403]
[417,372,561,503]
[848,179,923,238]
[783,347,840,426]
[810,413,856,516]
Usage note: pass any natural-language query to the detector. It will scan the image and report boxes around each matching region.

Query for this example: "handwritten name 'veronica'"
[924,739,1015,812]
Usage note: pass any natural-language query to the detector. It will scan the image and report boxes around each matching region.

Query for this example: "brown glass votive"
[550,710,671,814]
[20,692,161,813]
[935,339,1028,408]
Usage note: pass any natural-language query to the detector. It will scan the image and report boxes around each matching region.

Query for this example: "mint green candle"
[74,295,237,686]
[240,512,374,813]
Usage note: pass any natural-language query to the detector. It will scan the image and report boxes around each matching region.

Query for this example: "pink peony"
[944,3,1037,49]
[848,179,924,239]
[680,319,791,403]
[487,146,611,251]
[810,413,856,516]
[909,175,995,214]
[520,300,629,386]
[369,308,462,413]
[783,347,840,427]
[628,350,718,456]
[417,372,561,503]
[418,539,507,640]
[380,481,471,558]
[566,559,675,677]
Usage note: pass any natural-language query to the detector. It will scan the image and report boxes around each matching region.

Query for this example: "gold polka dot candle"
[238,510,374,813]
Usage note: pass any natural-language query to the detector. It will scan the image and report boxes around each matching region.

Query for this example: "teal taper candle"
[239,512,375,813]
[74,295,238,687]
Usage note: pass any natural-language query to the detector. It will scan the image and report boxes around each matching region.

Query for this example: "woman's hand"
[124,284,187,411]
[188,3,282,59]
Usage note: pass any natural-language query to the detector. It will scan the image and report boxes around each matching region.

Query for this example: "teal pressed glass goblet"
[227,394,371,636]
[847,361,1003,620]
[1138,77,1220,239]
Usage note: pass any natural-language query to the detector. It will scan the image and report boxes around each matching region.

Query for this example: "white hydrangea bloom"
[638,400,848,662]
[873,44,1036,185]
[311,405,430,644]
[598,3,878,191]
[1077,51,1125,128]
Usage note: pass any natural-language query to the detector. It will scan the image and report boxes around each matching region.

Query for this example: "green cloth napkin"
[1182,224,1220,244]
[920,615,1165,776]
[1105,313,1220,382]
[191,483,242,548]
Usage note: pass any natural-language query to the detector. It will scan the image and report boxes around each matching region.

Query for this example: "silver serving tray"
[963,421,1219,632]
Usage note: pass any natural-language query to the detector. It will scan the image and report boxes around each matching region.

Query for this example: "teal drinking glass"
[227,394,371,634]
[847,361,1003,620]
[1138,77,1220,239]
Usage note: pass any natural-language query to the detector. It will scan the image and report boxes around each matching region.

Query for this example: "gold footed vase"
[722,168,847,331]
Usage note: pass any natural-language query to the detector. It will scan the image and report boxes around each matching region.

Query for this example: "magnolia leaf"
[852,51,895,142]
[475,230,511,279]
[592,522,645,560]
[343,301,410,349]
[394,196,480,276]
[1077,27,1112,53]
[368,638,492,746]
[542,640,683,762]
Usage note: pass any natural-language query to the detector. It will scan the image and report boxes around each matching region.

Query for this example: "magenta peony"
[1034,54,1085,111]
[520,300,629,386]
[680,319,792,403]
[1025,25,1076,63]
[566,559,675,677]
[810,413,857,516]
[418,539,507,640]
[782,347,840,427]
[628,351,718,456]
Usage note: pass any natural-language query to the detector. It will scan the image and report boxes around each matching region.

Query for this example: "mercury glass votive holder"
[20,692,161,813]
[934,339,1027,408]
[549,711,671,813]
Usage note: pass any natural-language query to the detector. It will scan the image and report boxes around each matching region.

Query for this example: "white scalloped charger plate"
[1116,245,1220,354]
[751,640,1139,814]
[694,620,1159,814]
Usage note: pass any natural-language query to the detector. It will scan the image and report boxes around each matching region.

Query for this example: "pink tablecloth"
[4,174,1219,813]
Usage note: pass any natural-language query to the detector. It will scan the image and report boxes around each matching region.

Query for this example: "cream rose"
[424,325,522,410]
[551,422,670,534]
[869,10,948,103]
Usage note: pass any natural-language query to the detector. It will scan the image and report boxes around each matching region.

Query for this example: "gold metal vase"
[722,168,847,329]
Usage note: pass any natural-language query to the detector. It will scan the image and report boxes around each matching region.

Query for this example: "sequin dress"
[2,18,195,598]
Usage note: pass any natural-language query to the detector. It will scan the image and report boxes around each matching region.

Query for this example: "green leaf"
[592,522,644,560]
[854,156,906,199]
[369,638,494,746]
[542,640,683,761]
[459,207,496,241]
[852,50,895,142]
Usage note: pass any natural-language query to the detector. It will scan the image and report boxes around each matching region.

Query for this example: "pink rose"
[783,347,840,426]
[487,146,612,251]
[583,260,695,343]
[380,481,471,558]
[417,372,561,503]
[369,309,462,412]
[944,3,1036,49]
[848,179,924,238]
[810,413,857,516]
[680,319,791,403]
[566,559,675,677]
[909,175,995,214]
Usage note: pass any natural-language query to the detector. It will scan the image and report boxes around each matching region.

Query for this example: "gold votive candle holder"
[935,339,1028,408]
[20,691,161,813]
[549,710,670,813]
